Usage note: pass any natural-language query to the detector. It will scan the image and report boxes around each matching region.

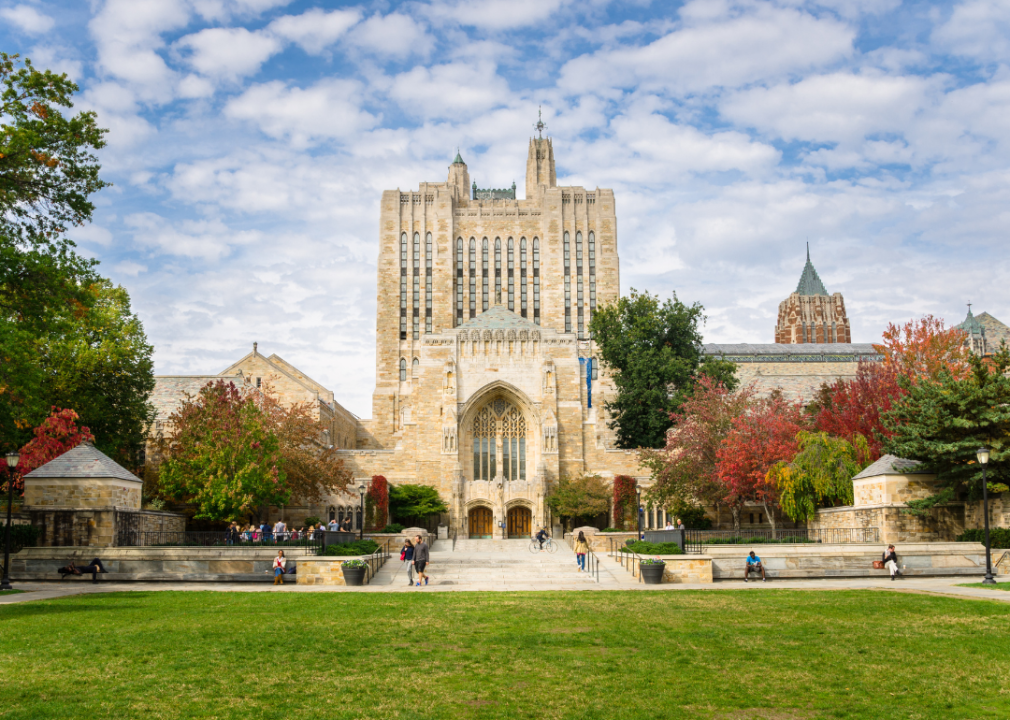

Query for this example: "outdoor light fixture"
[977,447,996,585]
[358,483,366,540]
[2,450,21,591]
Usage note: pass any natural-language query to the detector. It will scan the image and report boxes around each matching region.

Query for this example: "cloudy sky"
[2,0,1008,415]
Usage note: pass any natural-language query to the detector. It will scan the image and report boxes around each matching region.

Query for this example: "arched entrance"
[469,507,493,538]
[507,506,531,538]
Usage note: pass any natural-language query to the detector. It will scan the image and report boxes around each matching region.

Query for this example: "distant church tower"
[775,245,851,344]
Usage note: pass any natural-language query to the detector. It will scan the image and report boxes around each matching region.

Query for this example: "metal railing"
[363,538,393,579]
[683,527,880,553]
[565,535,600,582]
[608,537,644,582]
[117,530,326,552]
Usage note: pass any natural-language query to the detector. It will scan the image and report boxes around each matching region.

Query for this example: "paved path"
[2,542,1007,605]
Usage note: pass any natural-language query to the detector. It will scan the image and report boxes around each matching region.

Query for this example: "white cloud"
[224,79,377,145]
[424,0,572,30]
[0,4,54,34]
[175,26,282,80]
[349,13,433,58]
[126,213,262,260]
[268,7,361,54]
[389,62,510,118]
[934,0,1010,62]
[558,3,854,95]
[113,260,148,276]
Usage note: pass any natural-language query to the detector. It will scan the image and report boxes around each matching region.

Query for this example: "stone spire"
[775,244,850,344]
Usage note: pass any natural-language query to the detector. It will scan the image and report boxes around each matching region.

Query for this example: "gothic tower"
[775,246,851,344]
[525,138,556,198]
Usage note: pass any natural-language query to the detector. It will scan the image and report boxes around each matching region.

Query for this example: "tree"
[37,280,155,467]
[716,396,808,533]
[389,484,448,527]
[611,475,637,530]
[546,473,611,531]
[365,475,389,530]
[882,346,1010,514]
[814,361,902,460]
[874,315,969,383]
[640,376,753,516]
[767,431,869,523]
[257,386,351,507]
[5,407,93,495]
[0,53,109,451]
[590,289,737,449]
[158,381,284,522]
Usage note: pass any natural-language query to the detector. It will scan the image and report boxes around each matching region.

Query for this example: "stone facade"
[336,141,645,538]
[774,248,851,344]
[660,557,714,584]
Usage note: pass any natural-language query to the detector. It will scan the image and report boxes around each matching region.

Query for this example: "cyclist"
[535,527,550,551]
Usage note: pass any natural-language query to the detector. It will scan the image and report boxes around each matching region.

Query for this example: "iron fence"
[683,527,880,554]
[565,534,600,582]
[117,530,326,552]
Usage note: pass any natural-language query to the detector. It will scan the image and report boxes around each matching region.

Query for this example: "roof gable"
[455,305,542,332]
[24,441,141,482]
[853,454,924,480]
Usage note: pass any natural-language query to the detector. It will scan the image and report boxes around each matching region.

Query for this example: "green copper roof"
[453,149,465,164]
[957,307,985,336]
[795,244,829,296]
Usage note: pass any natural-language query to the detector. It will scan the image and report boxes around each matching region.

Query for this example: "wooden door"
[469,507,493,538]
[507,507,532,538]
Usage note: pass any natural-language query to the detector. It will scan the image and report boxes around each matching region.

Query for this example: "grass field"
[959,582,1010,591]
[1,590,1009,720]
[0,589,23,595]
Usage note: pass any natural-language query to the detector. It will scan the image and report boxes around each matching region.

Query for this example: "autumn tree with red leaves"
[814,361,901,461]
[716,396,809,534]
[612,475,638,530]
[5,407,94,495]
[875,315,969,383]
[366,475,389,531]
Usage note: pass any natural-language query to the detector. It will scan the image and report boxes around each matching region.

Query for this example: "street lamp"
[358,482,366,540]
[636,483,643,541]
[977,447,996,585]
[2,450,21,592]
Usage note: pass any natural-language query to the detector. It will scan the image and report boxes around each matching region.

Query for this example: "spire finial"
[534,106,547,139]
[253,342,258,354]
[968,301,973,314]
[806,240,810,262]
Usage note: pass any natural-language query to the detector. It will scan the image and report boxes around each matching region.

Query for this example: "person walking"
[882,544,901,580]
[400,538,415,586]
[273,550,287,585]
[574,531,589,572]
[412,534,430,586]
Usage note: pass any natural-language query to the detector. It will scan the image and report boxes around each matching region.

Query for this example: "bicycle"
[529,537,557,554]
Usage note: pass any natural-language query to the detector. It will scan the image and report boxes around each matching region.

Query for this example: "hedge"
[320,540,380,556]
[957,528,1010,548]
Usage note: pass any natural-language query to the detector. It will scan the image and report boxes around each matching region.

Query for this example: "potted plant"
[341,559,368,586]
[639,558,666,584]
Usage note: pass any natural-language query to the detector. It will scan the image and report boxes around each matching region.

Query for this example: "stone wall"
[809,504,964,543]
[26,508,186,548]
[296,557,380,586]
[24,477,141,510]
[660,557,713,584]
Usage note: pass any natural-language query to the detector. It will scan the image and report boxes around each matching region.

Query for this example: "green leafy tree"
[882,345,1010,515]
[388,484,448,527]
[546,473,611,531]
[159,381,285,522]
[0,53,109,449]
[767,431,870,522]
[590,289,736,449]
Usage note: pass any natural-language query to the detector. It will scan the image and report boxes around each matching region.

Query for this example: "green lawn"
[0,589,24,595]
[959,582,1010,591]
[1,590,1009,720]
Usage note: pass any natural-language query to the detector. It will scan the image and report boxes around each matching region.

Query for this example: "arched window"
[399,358,406,382]
[425,232,433,333]
[494,238,502,305]
[399,233,407,339]
[563,231,571,333]
[412,357,419,376]
[455,237,464,327]
[328,506,336,522]
[519,238,527,318]
[469,238,476,319]
[472,399,526,482]
[412,232,420,340]
[507,238,514,311]
[532,238,540,325]
[576,231,584,338]
[481,238,489,311]
[589,231,596,320]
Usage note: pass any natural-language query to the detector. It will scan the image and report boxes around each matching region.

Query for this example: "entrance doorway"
[507,506,532,538]
[468,507,493,538]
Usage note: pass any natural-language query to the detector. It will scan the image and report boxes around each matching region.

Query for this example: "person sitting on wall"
[58,558,109,582]
[882,544,901,581]
[744,551,767,582]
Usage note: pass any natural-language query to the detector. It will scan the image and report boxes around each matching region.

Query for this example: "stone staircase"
[370,537,634,589]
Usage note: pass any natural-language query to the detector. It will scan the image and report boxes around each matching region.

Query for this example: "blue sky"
[2,0,1008,416]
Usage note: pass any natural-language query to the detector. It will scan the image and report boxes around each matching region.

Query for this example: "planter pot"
[640,563,666,585]
[342,565,368,586]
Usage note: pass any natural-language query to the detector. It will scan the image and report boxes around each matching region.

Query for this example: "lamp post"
[2,450,21,592]
[636,484,643,541]
[358,482,366,540]
[977,447,996,585]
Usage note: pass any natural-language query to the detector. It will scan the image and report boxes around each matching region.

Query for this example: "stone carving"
[444,359,456,394]
[543,405,558,453]
[442,403,458,453]
[506,329,516,342]
[543,357,556,395]
[483,329,492,342]
[470,329,480,342]
[494,329,504,342]
[532,330,540,342]
[520,329,529,341]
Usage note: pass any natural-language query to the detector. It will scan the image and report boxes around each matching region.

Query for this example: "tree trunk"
[730,505,740,534]
[762,500,777,539]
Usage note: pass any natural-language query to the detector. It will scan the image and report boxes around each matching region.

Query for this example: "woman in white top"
[272,550,287,585]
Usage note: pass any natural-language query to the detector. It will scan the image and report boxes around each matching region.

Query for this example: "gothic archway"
[469,396,529,482]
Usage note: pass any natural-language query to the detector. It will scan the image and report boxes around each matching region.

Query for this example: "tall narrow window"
[520,238,527,318]
[455,237,464,327]
[425,232,432,333]
[576,231,584,338]
[507,238,515,312]
[399,233,407,339]
[412,232,420,340]
[532,238,540,325]
[412,357,419,376]
[563,231,571,333]
[589,231,596,322]
[399,358,406,381]
[469,238,476,319]
[494,238,502,305]
[482,238,489,311]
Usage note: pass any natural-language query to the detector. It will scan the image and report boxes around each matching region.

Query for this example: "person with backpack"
[400,538,415,586]
[573,531,590,571]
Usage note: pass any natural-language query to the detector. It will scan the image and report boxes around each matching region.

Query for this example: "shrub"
[4,523,39,553]
[673,503,712,530]
[303,516,321,527]
[612,475,637,530]
[624,540,682,555]
[699,536,813,545]
[379,523,405,534]
[321,540,379,556]
[599,527,625,533]
[957,528,1010,548]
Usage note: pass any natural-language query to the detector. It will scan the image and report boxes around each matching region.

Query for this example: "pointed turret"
[447,148,470,200]
[796,243,828,296]
[775,244,850,344]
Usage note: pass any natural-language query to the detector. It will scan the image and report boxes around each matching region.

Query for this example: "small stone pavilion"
[22,441,183,547]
